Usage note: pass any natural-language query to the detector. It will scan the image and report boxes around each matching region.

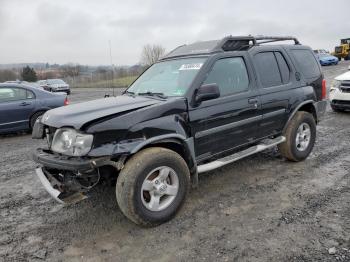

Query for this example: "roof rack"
[162,35,301,60]
[217,35,300,51]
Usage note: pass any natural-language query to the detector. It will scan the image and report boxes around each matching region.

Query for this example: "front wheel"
[116,147,190,226]
[278,111,316,162]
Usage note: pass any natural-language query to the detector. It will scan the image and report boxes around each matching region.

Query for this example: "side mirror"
[195,83,220,104]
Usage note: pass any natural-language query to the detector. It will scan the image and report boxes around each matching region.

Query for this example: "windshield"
[319,53,331,57]
[47,79,65,84]
[127,57,206,97]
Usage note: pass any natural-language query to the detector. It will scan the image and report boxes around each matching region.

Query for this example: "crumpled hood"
[41,95,162,129]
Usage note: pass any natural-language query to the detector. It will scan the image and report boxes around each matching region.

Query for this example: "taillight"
[321,79,326,100]
[64,97,69,106]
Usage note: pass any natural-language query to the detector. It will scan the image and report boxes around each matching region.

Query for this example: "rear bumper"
[315,100,328,121]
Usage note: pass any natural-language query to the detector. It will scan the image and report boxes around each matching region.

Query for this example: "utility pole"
[108,40,115,96]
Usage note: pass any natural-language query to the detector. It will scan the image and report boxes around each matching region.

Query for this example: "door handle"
[248,98,258,104]
[248,98,259,109]
[20,102,31,106]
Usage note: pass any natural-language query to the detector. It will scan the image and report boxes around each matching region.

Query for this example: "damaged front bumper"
[33,148,123,204]
[33,148,112,172]
[36,167,65,204]
[36,167,87,204]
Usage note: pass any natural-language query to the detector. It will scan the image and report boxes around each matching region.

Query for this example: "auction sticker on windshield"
[179,63,203,70]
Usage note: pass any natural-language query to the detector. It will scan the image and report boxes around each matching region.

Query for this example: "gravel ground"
[0,62,350,262]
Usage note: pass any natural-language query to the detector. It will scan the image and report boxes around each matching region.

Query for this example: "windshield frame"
[125,55,210,98]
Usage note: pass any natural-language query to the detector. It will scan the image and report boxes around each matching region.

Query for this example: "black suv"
[33,36,327,226]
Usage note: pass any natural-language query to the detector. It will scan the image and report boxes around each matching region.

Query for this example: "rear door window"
[0,88,15,103]
[0,87,33,103]
[254,52,282,87]
[291,49,321,78]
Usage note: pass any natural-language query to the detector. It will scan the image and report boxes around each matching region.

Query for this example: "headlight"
[330,80,341,92]
[51,128,93,156]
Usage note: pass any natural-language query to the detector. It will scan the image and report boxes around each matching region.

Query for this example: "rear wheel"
[278,111,316,162]
[116,147,190,226]
[30,111,44,129]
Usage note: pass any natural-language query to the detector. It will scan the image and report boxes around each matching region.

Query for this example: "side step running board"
[197,136,286,174]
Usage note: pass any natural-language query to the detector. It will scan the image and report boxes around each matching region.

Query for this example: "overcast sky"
[0,0,349,65]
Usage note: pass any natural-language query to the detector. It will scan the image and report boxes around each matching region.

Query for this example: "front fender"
[88,114,192,157]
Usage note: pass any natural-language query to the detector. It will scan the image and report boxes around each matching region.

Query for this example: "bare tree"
[60,63,81,78]
[140,44,165,67]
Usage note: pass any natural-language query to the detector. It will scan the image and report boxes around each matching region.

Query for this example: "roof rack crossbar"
[219,35,300,51]
[254,36,300,45]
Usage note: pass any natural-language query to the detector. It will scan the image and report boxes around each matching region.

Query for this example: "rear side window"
[275,52,290,84]
[254,52,282,87]
[203,57,249,96]
[291,49,321,78]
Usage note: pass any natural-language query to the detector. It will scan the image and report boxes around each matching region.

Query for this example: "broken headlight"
[330,80,341,92]
[51,128,93,156]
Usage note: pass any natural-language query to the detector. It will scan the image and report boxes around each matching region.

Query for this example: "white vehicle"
[329,66,350,112]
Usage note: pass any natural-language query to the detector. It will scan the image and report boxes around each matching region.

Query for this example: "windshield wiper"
[138,91,167,99]
[124,90,135,95]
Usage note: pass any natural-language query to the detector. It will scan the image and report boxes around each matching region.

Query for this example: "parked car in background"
[330,66,350,112]
[37,80,49,91]
[38,79,70,94]
[315,52,339,66]
[0,83,69,134]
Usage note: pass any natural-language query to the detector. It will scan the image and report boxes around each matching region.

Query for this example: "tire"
[278,111,316,162]
[30,111,44,129]
[66,90,71,95]
[116,147,190,226]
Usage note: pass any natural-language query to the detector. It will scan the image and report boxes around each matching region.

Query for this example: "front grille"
[341,88,350,93]
[340,81,350,92]
[332,100,350,105]
[341,81,350,87]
